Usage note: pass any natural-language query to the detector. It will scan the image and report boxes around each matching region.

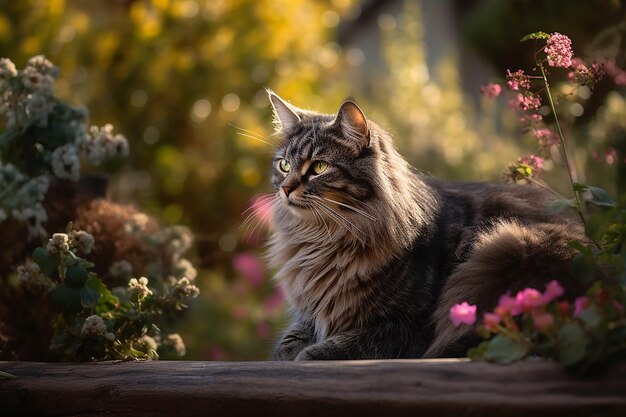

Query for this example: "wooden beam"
[1,359,625,417]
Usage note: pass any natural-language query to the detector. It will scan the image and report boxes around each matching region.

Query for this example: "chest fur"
[270,235,391,340]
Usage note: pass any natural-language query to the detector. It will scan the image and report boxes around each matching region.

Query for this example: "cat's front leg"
[294,330,368,360]
[273,321,315,361]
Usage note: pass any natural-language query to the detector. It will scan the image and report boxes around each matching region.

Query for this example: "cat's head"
[267,91,388,238]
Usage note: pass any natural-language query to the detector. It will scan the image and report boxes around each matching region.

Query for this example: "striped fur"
[266,93,585,360]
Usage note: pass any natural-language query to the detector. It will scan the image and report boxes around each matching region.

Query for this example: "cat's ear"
[334,99,370,147]
[267,90,301,132]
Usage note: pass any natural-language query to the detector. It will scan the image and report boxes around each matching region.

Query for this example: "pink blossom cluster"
[591,147,622,165]
[568,58,606,87]
[449,280,566,333]
[503,154,545,183]
[518,114,543,133]
[604,59,626,86]
[505,69,531,91]
[545,33,574,68]
[509,92,542,111]
[532,128,559,147]
[479,83,502,98]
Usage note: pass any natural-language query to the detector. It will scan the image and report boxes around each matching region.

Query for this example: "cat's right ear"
[267,90,301,132]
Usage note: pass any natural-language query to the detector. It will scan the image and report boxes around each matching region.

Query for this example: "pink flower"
[532,310,555,333]
[483,312,501,330]
[574,296,589,317]
[496,294,522,317]
[449,302,477,327]
[542,280,565,303]
[613,300,624,314]
[233,252,264,287]
[533,128,559,147]
[510,93,541,111]
[568,58,606,87]
[519,114,543,133]
[545,33,573,68]
[516,288,544,312]
[506,69,531,90]
[480,83,502,98]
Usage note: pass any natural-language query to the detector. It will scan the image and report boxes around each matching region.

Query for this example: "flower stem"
[538,63,586,226]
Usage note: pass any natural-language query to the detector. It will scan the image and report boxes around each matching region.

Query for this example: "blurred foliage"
[1,0,624,360]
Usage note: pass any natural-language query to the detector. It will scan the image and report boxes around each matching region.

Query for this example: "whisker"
[235,131,274,147]
[320,196,377,221]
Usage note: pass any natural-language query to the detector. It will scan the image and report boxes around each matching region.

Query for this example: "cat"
[265,91,586,360]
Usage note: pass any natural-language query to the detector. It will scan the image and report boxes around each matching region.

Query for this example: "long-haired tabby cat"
[265,91,585,360]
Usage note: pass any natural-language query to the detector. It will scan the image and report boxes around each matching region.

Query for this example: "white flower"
[162,333,186,356]
[70,230,95,255]
[26,55,55,75]
[124,213,150,234]
[23,93,55,126]
[0,58,17,80]
[51,143,80,181]
[137,335,158,352]
[46,233,69,254]
[173,258,197,281]
[128,276,153,299]
[171,277,200,299]
[81,315,108,337]
[22,66,55,94]
[105,134,129,158]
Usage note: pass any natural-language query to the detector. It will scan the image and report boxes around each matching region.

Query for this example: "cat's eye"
[311,161,328,175]
[278,158,291,173]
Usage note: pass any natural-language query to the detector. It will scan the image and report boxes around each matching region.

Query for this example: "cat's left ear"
[334,99,370,147]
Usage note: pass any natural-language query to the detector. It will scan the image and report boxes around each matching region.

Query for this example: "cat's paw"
[294,344,334,361]
[273,335,311,361]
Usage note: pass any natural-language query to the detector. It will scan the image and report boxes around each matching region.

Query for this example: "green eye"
[312,161,328,175]
[278,158,291,173]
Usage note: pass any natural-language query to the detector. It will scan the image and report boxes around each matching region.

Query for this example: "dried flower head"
[51,143,80,181]
[70,230,95,255]
[81,315,108,337]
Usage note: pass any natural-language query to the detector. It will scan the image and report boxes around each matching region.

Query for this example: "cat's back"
[420,175,576,228]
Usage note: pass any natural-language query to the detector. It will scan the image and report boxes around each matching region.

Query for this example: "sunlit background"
[2,0,625,359]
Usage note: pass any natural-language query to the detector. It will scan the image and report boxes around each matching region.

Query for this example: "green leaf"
[80,286,100,308]
[484,335,529,364]
[65,266,88,288]
[572,182,589,193]
[86,276,119,313]
[467,341,490,360]
[520,31,551,42]
[32,247,60,276]
[546,198,576,215]
[568,240,591,255]
[48,286,82,312]
[587,186,617,208]
[557,323,588,366]
[0,370,16,379]
[572,253,595,284]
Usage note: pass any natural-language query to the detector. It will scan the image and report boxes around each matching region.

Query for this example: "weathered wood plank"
[1,359,625,417]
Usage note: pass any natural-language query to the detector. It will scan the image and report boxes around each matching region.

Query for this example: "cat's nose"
[282,186,293,197]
